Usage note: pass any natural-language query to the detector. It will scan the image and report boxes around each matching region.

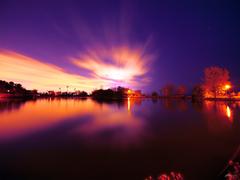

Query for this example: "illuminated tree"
[203,66,230,98]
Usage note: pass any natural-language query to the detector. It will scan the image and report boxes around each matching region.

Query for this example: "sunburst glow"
[0,47,154,91]
[71,46,154,87]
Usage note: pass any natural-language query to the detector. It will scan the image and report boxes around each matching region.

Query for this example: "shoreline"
[1,94,240,101]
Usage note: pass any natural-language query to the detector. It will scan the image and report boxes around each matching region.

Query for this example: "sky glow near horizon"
[0,46,154,92]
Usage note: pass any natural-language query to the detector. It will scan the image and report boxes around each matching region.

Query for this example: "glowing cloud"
[71,45,154,88]
[0,2,156,92]
[0,50,113,92]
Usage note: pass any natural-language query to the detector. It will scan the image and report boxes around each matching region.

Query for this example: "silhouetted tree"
[91,86,126,99]
[0,80,27,94]
[9,81,14,87]
[160,84,175,97]
[79,91,88,97]
[151,91,158,97]
[176,85,187,96]
[192,85,204,100]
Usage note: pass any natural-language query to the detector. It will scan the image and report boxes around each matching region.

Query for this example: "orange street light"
[127,89,132,94]
[224,84,231,90]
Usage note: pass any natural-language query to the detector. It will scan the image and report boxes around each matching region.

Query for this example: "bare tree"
[192,84,204,100]
[160,84,175,97]
[176,85,187,96]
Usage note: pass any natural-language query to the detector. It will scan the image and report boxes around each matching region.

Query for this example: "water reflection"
[92,98,125,108]
[0,98,238,143]
[127,97,131,111]
[203,101,234,123]
[0,98,153,146]
[0,98,239,179]
[0,99,30,112]
[161,99,189,111]
[0,98,145,144]
[0,98,99,141]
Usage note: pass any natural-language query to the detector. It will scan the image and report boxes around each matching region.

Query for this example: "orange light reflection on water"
[0,98,143,144]
[127,97,131,111]
[204,101,233,121]
[226,105,232,121]
[0,99,97,140]
[203,101,234,134]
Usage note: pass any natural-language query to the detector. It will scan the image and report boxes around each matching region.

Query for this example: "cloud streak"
[0,45,154,92]
[0,50,112,92]
[0,3,156,92]
[71,45,155,88]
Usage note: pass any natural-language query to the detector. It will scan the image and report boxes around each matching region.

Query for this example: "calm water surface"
[0,98,239,179]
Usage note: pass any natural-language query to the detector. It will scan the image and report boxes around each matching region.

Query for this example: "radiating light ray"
[71,46,155,88]
[0,47,154,91]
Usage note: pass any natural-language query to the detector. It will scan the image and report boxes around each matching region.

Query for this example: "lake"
[0,98,239,179]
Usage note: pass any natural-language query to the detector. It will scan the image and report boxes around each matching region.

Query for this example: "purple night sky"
[0,0,240,92]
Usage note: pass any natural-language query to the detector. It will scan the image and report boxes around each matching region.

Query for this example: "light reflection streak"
[202,101,235,133]
[226,106,231,119]
[127,97,131,111]
[203,101,233,122]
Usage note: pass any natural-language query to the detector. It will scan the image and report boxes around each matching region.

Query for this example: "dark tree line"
[0,80,27,94]
[91,86,126,99]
